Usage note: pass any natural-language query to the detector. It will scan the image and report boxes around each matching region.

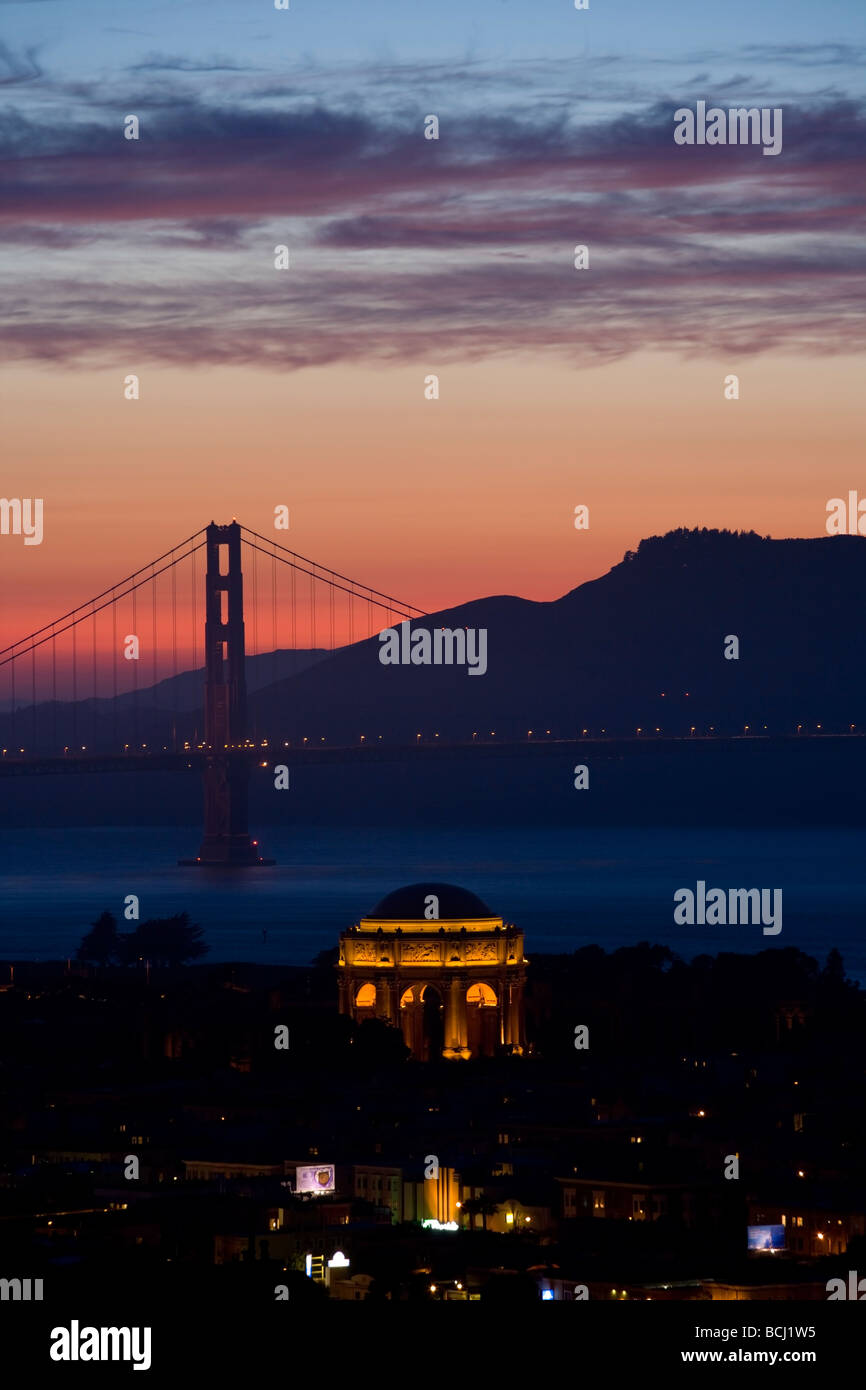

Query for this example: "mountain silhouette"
[247,529,866,741]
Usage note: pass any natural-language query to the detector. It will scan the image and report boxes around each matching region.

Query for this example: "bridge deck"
[0,734,854,777]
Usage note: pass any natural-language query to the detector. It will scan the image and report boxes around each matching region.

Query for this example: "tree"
[477,1199,501,1232]
[114,930,140,968]
[122,913,209,968]
[462,1196,500,1232]
[311,946,339,969]
[76,911,119,967]
[353,1017,410,1066]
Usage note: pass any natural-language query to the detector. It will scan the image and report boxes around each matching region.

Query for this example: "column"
[443,974,469,1059]
[375,975,395,1023]
[505,979,524,1054]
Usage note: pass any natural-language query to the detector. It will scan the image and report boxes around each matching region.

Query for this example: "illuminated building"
[337,883,527,1060]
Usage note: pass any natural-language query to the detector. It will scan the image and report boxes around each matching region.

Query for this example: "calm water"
[0,826,863,980]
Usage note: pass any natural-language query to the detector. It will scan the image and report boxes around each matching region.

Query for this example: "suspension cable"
[0,527,207,658]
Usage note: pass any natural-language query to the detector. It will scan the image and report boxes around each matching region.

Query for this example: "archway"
[466,981,499,1058]
[354,982,376,1021]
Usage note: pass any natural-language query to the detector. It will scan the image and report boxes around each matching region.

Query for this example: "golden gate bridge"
[0,520,426,866]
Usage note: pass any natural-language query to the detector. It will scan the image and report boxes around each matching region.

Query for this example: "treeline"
[77,910,208,968]
[525,942,863,1058]
[622,526,767,564]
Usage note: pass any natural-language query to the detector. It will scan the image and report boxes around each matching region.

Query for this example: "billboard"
[747,1224,785,1252]
[296,1164,335,1195]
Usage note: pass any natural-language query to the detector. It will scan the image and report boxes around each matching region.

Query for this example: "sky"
[1,0,865,679]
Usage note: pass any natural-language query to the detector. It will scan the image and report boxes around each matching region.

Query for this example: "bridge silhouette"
[2,521,841,867]
[0,520,427,866]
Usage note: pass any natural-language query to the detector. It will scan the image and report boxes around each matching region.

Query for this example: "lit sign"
[296,1164,335,1195]
[328,1251,350,1268]
[421,1219,459,1232]
[748,1224,785,1252]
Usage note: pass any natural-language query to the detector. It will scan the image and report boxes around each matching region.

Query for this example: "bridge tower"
[181,521,274,866]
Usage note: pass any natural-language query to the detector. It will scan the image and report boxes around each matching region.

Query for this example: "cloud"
[5,231,864,372]
[129,53,252,73]
[739,42,866,68]
[3,97,863,215]
[0,40,41,84]
[0,67,863,369]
